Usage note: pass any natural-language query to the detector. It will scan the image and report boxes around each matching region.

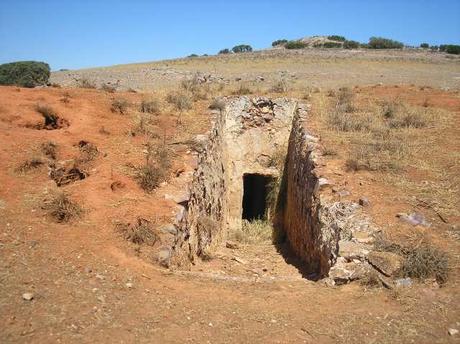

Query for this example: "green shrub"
[0,61,50,87]
[187,54,198,58]
[420,43,429,49]
[218,48,231,55]
[321,41,342,48]
[284,41,307,49]
[368,37,404,49]
[327,35,346,42]
[272,39,288,47]
[232,44,253,53]
[343,40,360,49]
[443,45,460,55]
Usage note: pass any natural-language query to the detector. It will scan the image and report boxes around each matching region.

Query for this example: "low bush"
[327,35,346,42]
[232,84,253,95]
[232,44,253,53]
[402,245,449,284]
[35,104,68,129]
[43,192,82,223]
[209,98,226,111]
[218,48,231,55]
[136,143,171,192]
[16,158,43,173]
[343,40,360,49]
[272,39,288,47]
[368,37,404,49]
[41,141,58,159]
[111,98,129,114]
[442,44,460,55]
[117,218,158,245]
[77,78,96,89]
[420,43,429,49]
[140,98,160,115]
[100,83,116,93]
[166,92,192,111]
[0,61,50,87]
[321,41,342,48]
[284,41,307,49]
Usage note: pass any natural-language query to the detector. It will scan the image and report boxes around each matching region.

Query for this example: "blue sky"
[1,0,459,70]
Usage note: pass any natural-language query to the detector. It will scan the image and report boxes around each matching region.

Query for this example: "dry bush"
[271,80,288,93]
[77,78,96,89]
[381,100,431,128]
[116,218,158,245]
[77,140,99,162]
[402,245,449,284]
[335,87,355,113]
[36,104,59,127]
[140,98,160,115]
[43,192,82,223]
[232,84,253,96]
[41,141,57,159]
[111,98,129,114]
[209,98,226,111]
[360,270,382,288]
[328,111,376,132]
[230,219,273,244]
[100,83,116,93]
[16,158,43,172]
[345,130,406,172]
[166,92,192,111]
[136,143,171,192]
[132,115,160,138]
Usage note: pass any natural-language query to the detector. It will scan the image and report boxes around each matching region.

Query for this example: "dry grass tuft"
[111,98,130,115]
[271,79,288,93]
[16,158,43,172]
[116,218,158,245]
[232,84,253,96]
[100,83,116,93]
[166,91,192,111]
[209,98,226,111]
[140,98,160,115]
[41,141,57,159]
[43,192,82,223]
[77,78,96,89]
[136,142,171,192]
[230,219,273,244]
[402,245,449,284]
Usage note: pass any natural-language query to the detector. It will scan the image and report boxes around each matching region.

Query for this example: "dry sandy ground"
[1,51,460,343]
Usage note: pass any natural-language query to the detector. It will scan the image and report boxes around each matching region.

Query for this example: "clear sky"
[1,0,459,71]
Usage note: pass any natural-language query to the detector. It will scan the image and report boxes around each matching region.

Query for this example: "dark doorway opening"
[242,174,272,221]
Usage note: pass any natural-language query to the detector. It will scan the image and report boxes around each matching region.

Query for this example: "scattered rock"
[328,257,370,284]
[160,224,177,236]
[395,277,412,288]
[367,251,404,277]
[359,197,370,207]
[158,249,171,267]
[397,212,431,227]
[22,293,34,301]
[338,240,370,261]
[448,328,459,336]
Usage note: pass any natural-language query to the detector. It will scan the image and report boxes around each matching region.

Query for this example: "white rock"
[22,293,34,301]
[448,328,459,336]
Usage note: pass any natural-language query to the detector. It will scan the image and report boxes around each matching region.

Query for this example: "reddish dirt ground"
[0,85,459,343]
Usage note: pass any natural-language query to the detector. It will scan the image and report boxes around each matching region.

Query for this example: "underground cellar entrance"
[242,173,273,221]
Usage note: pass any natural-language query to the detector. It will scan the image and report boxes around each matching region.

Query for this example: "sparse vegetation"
[16,158,44,173]
[317,42,342,48]
[271,79,288,93]
[343,40,360,49]
[232,84,253,95]
[209,98,226,111]
[218,48,231,55]
[117,218,158,245]
[100,83,116,93]
[0,61,50,87]
[420,43,429,49]
[136,142,171,192]
[35,104,68,129]
[284,41,307,49]
[77,78,97,89]
[230,219,273,244]
[368,37,404,49]
[140,98,160,115]
[327,35,346,42]
[402,245,449,284]
[111,98,129,114]
[43,192,82,223]
[166,91,192,110]
[272,39,288,47]
[41,141,58,159]
[232,44,253,53]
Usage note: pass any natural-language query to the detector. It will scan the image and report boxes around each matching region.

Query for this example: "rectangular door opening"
[242,174,273,221]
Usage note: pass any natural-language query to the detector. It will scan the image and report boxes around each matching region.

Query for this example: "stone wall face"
[275,105,340,278]
[172,97,296,266]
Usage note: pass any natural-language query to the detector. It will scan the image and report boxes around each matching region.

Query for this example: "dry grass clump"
[43,192,82,223]
[16,158,43,172]
[335,87,355,113]
[328,111,376,132]
[166,91,192,111]
[111,98,130,114]
[402,245,449,284]
[140,98,160,115]
[136,143,171,192]
[132,115,160,138]
[345,130,406,172]
[230,219,273,244]
[373,236,449,284]
[77,78,96,89]
[100,83,116,93]
[232,83,253,96]
[271,79,288,93]
[209,98,226,111]
[116,218,158,245]
[77,140,99,162]
[41,141,57,159]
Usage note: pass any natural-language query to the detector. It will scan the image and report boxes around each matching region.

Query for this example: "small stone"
[126,282,133,289]
[448,328,459,336]
[367,251,404,277]
[359,197,370,207]
[158,249,171,268]
[395,278,412,288]
[397,212,430,227]
[337,190,350,197]
[160,224,177,236]
[22,293,34,301]
[226,241,239,249]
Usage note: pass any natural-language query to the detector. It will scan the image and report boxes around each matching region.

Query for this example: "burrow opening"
[242,173,274,221]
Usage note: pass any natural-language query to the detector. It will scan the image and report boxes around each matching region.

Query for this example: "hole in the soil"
[242,173,273,221]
